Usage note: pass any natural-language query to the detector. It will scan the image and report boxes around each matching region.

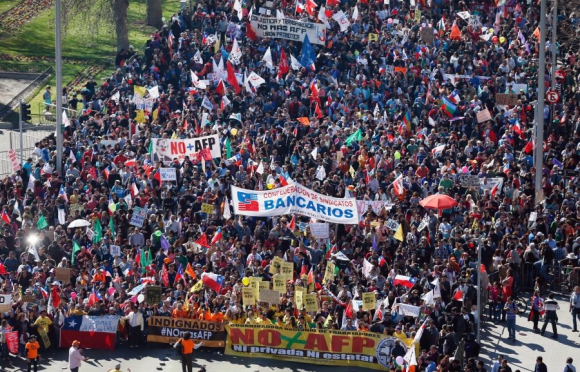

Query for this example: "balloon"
[267,184,274,190]
[462,166,469,173]
[131,295,137,303]
[107,287,116,296]
[492,36,498,43]
[70,292,77,300]
[242,277,250,286]
[137,294,145,303]
[488,28,494,34]
[396,356,405,365]
[388,18,393,24]
[231,128,238,136]
[499,36,506,44]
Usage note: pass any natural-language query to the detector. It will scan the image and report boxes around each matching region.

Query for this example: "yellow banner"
[225,324,410,370]
[242,287,257,307]
[272,275,286,292]
[362,293,376,311]
[280,262,294,281]
[304,294,318,312]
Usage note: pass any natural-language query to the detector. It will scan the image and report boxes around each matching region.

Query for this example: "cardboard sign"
[280,262,294,282]
[145,286,162,304]
[459,175,481,187]
[420,27,434,45]
[272,275,287,293]
[386,219,399,231]
[0,294,12,312]
[55,268,71,283]
[21,294,35,303]
[309,223,329,239]
[294,288,304,310]
[70,204,84,216]
[242,287,257,307]
[110,245,121,257]
[259,289,280,304]
[476,108,492,123]
[495,93,519,106]
[362,292,376,311]
[304,294,318,312]
[159,168,177,181]
[201,203,214,214]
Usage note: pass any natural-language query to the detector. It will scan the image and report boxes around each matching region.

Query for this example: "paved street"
[1,295,578,372]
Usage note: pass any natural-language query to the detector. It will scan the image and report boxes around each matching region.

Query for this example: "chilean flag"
[131,183,139,198]
[211,228,223,245]
[201,272,224,292]
[59,185,68,202]
[393,275,417,288]
[174,265,184,284]
[60,315,118,350]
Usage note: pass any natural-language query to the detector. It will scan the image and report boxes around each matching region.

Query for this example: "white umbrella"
[68,219,91,228]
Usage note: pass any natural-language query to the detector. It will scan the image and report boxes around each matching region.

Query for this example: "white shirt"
[124,311,144,330]
[69,347,84,369]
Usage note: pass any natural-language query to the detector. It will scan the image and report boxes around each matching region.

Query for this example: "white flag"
[428,116,437,126]
[290,54,302,70]
[244,71,253,95]
[421,290,435,306]
[27,175,36,191]
[13,199,20,216]
[276,9,285,19]
[201,96,214,110]
[318,6,330,28]
[147,86,160,99]
[362,258,373,278]
[28,245,40,262]
[256,161,264,174]
[310,147,318,160]
[229,38,242,65]
[223,197,232,220]
[194,50,203,64]
[233,0,243,19]
[352,5,360,21]
[432,144,445,157]
[58,209,66,225]
[316,165,326,181]
[417,215,429,232]
[111,91,120,103]
[332,11,351,32]
[217,57,227,80]
[373,104,380,118]
[124,194,133,207]
[62,110,70,127]
[262,47,274,69]
[248,71,266,87]
[431,277,442,298]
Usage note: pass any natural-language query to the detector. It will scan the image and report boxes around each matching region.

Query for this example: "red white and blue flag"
[237,192,259,211]
[201,272,224,292]
[59,185,68,202]
[393,275,417,288]
[60,315,119,350]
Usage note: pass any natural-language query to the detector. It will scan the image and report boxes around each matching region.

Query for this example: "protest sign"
[495,93,519,106]
[280,262,294,282]
[242,287,257,307]
[295,288,304,310]
[8,149,20,172]
[420,27,434,45]
[385,219,399,231]
[150,135,221,164]
[70,204,84,216]
[147,317,225,347]
[201,203,214,214]
[109,245,121,257]
[56,268,71,283]
[396,304,421,317]
[249,277,262,298]
[476,108,492,123]
[272,275,286,292]
[250,14,326,45]
[231,183,359,224]
[21,294,35,303]
[130,207,147,227]
[145,286,162,304]
[0,294,12,312]
[459,175,481,187]
[362,292,376,311]
[309,223,329,238]
[259,281,269,291]
[324,261,336,283]
[6,331,18,354]
[304,294,318,312]
[480,177,504,193]
[271,257,283,275]
[225,325,410,370]
[159,168,177,181]
[259,289,280,304]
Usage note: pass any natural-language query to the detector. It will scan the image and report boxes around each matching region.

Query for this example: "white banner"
[159,168,177,181]
[150,135,221,164]
[396,303,421,317]
[250,14,326,45]
[309,222,329,238]
[231,183,359,224]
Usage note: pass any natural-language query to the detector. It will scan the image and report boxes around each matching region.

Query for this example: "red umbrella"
[419,194,458,210]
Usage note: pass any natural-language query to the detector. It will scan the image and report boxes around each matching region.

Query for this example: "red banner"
[6,331,18,354]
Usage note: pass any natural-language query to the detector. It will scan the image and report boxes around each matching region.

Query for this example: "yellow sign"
[242,287,257,307]
[280,262,294,282]
[304,294,318,312]
[135,109,145,124]
[134,85,147,97]
[249,277,261,298]
[272,275,286,293]
[362,293,376,311]
[271,257,283,275]
[201,203,214,214]
[190,280,203,293]
[259,281,269,291]
[225,325,411,370]
[295,289,304,310]
[324,262,336,284]
[415,9,422,24]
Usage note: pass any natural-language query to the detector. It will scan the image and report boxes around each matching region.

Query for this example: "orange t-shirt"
[172,309,189,318]
[26,341,40,359]
[93,273,106,283]
[180,339,196,354]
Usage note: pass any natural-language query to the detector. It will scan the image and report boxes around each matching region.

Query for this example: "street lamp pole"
[534,0,548,205]
[55,0,63,175]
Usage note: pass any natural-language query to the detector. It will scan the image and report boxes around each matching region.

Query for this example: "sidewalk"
[479,295,579,372]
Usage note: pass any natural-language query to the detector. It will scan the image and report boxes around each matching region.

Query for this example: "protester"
[25,335,40,372]
[541,293,560,338]
[68,340,89,372]
[174,333,203,372]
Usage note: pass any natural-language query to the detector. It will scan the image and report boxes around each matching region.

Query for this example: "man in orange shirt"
[25,335,41,372]
[92,268,106,284]
[174,333,203,372]
[172,303,189,318]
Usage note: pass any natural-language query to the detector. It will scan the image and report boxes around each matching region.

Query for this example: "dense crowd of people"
[2,0,580,371]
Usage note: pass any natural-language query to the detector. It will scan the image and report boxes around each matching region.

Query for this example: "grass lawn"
[0,0,24,14]
[0,0,180,122]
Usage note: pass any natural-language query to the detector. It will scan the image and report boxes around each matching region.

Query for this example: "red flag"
[216,79,226,96]
[185,263,197,279]
[288,215,296,231]
[279,175,288,186]
[246,21,258,41]
[345,300,353,318]
[278,48,290,79]
[491,184,499,197]
[195,233,210,248]
[453,290,463,301]
[315,102,323,118]
[211,228,223,245]
[161,264,169,287]
[226,61,241,94]
[51,285,61,308]
[194,118,201,135]
[0,263,6,275]
[307,268,314,284]
[154,171,163,186]
[1,211,10,225]
[88,288,99,306]
[524,141,533,154]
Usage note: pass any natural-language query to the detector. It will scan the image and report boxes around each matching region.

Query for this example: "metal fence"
[0,130,55,177]
[33,103,78,125]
